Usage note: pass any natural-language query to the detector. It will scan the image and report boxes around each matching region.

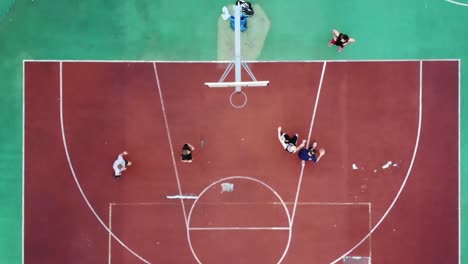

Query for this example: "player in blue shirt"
[298,141,325,164]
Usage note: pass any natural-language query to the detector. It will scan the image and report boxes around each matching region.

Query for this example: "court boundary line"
[58,62,151,264]
[329,60,424,264]
[21,60,25,264]
[458,59,461,264]
[21,59,459,264]
[23,59,461,63]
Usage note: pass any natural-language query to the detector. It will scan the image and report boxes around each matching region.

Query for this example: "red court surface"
[24,60,459,264]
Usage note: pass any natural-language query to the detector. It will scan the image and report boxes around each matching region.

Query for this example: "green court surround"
[1,0,465,263]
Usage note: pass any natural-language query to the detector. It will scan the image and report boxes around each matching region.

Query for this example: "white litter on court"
[352,164,358,170]
[221,182,234,192]
[382,161,393,169]
[166,195,199,200]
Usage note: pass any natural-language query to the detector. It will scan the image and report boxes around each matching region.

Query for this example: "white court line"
[109,202,370,243]
[151,63,189,227]
[292,61,327,223]
[111,201,372,206]
[458,59,461,264]
[152,62,202,264]
[305,62,327,147]
[108,204,112,264]
[329,60,424,264]
[189,227,290,231]
[21,60,25,264]
[276,61,328,264]
[186,176,292,264]
[369,203,372,261]
[31,60,448,264]
[289,165,305,222]
[59,62,151,264]
[445,0,468,7]
[23,59,461,63]
[244,59,460,63]
[111,205,369,231]
[166,195,198,200]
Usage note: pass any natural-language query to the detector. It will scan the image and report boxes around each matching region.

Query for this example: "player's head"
[341,34,349,42]
[308,148,316,155]
[286,144,296,152]
[182,149,191,155]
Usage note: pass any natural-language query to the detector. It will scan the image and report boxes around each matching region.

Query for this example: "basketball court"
[24,59,459,263]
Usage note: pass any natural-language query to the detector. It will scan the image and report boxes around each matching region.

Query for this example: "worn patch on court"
[217,4,270,61]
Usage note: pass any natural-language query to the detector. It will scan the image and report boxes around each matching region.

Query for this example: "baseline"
[23,59,460,63]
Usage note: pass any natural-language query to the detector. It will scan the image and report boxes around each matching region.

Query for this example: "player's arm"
[295,139,307,152]
[316,148,326,162]
[187,143,195,151]
[332,29,340,38]
[343,38,356,46]
[277,126,287,148]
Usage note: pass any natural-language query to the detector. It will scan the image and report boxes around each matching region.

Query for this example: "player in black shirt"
[181,143,195,163]
[328,29,355,52]
[236,0,254,16]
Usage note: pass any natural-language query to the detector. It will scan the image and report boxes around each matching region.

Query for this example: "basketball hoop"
[229,90,248,108]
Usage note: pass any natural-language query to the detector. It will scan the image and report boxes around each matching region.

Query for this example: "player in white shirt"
[113,151,132,179]
[277,126,306,154]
